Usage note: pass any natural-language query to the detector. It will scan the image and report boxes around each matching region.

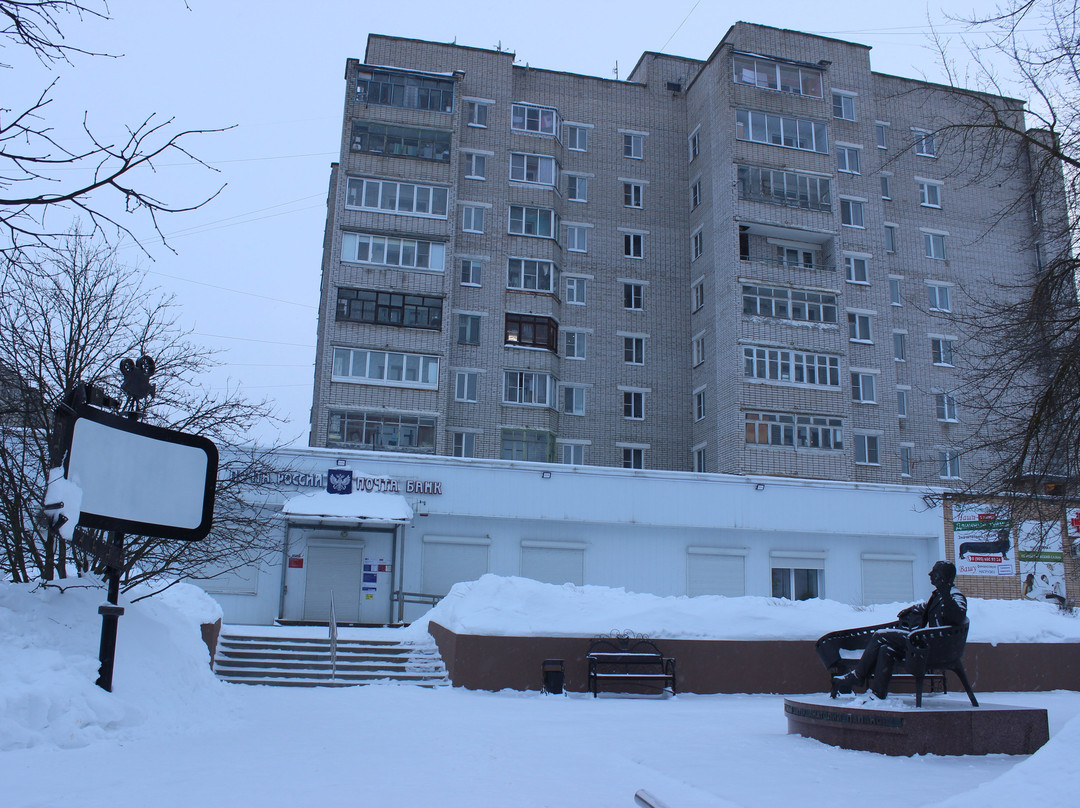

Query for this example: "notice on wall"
[953,502,1014,577]
[1018,520,1066,605]
[362,557,391,593]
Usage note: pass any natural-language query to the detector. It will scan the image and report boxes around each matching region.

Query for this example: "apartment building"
[309,23,1049,487]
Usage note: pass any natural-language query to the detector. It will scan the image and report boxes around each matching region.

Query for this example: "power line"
[192,331,315,349]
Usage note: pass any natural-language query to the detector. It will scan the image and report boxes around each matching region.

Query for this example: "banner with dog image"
[1018,520,1066,605]
[952,502,1014,577]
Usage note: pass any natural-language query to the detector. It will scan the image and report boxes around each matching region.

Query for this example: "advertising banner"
[953,502,1014,577]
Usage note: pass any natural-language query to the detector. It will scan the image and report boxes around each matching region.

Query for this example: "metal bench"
[587,634,676,697]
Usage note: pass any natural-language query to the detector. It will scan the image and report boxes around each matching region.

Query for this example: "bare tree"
[0,232,284,591]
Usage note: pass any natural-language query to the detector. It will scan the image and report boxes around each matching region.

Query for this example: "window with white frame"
[832,92,856,121]
[341,232,446,271]
[467,101,489,127]
[623,232,644,258]
[927,283,951,311]
[510,153,558,185]
[735,108,829,153]
[900,445,913,476]
[935,392,958,421]
[566,225,588,253]
[623,133,644,159]
[561,443,585,465]
[844,254,869,284]
[880,174,891,199]
[622,447,645,469]
[457,313,481,345]
[837,145,860,174]
[851,372,877,403]
[694,388,706,421]
[463,153,486,179]
[565,124,588,151]
[914,130,937,157]
[460,259,482,286]
[939,449,961,478]
[876,122,888,149]
[691,180,701,209]
[742,285,839,323]
[455,371,479,402]
[931,337,955,365]
[743,346,840,387]
[692,280,705,311]
[855,433,880,464]
[889,276,902,304]
[328,411,437,452]
[840,198,865,228]
[564,330,586,359]
[689,130,700,161]
[893,331,906,361]
[623,282,644,310]
[694,446,707,473]
[918,180,942,208]
[511,103,558,135]
[509,205,558,238]
[772,563,822,600]
[462,205,485,233]
[507,258,559,293]
[565,276,587,304]
[503,370,554,406]
[776,244,817,269]
[745,412,843,450]
[692,334,705,366]
[924,232,947,259]
[733,54,823,97]
[848,312,872,342]
[345,177,449,218]
[692,230,704,260]
[897,388,909,418]
[624,336,645,364]
[332,347,439,388]
[566,174,587,201]
[623,391,644,420]
[885,224,898,254]
[562,385,586,416]
[452,431,476,458]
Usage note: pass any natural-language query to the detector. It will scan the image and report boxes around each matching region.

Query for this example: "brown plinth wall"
[428,621,1080,694]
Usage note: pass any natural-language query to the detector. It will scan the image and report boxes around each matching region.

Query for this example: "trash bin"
[541,658,565,694]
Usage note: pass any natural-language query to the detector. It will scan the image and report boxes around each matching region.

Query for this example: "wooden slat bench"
[587,635,676,697]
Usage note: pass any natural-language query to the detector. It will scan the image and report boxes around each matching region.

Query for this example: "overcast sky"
[14,0,1021,446]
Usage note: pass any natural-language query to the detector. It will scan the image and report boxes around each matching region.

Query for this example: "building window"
[840,198,865,228]
[733,54,823,97]
[452,432,476,458]
[924,232,947,260]
[742,285,838,324]
[745,412,843,450]
[692,231,704,260]
[914,130,937,157]
[350,121,451,162]
[772,567,820,600]
[462,205,485,233]
[504,313,557,352]
[331,347,439,389]
[467,101,489,127]
[511,103,558,135]
[566,225,588,252]
[885,225,898,254]
[562,386,586,416]
[561,443,585,465]
[927,283,951,311]
[889,277,902,305]
[622,447,645,469]
[327,410,436,452]
[510,153,558,185]
[935,393,959,421]
[691,180,701,209]
[919,180,942,208]
[623,232,644,259]
[735,109,828,154]
[457,314,481,345]
[623,182,643,208]
[565,124,588,151]
[848,312,872,342]
[689,131,700,161]
[564,330,586,359]
[623,391,644,419]
[501,429,554,462]
[837,145,860,174]
[880,174,891,199]
[455,371,479,402]
[464,153,487,180]
[355,68,455,113]
[567,174,587,201]
[509,205,559,239]
[694,447,706,473]
[692,280,705,311]
[336,288,443,330]
[775,245,816,269]
[833,92,856,120]
[855,433,880,465]
[851,372,877,403]
[460,259,482,286]
[900,445,913,476]
[897,389,909,418]
[737,165,831,212]
[623,133,644,159]
[893,332,906,361]
[744,346,840,387]
[939,449,962,479]
[692,334,705,367]
[623,282,644,310]
[507,258,559,293]
[344,177,449,218]
[844,255,869,284]
[624,336,645,365]
[503,371,554,407]
[694,389,706,421]
[341,232,446,272]
[931,338,955,365]
[876,123,888,149]
[565,276,587,304]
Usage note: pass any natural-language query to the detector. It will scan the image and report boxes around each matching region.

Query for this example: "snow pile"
[0,577,228,751]
[402,573,1080,642]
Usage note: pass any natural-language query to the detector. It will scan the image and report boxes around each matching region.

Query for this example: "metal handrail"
[328,590,338,679]
[393,590,443,622]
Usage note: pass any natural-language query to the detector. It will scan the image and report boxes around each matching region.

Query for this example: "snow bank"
[0,577,229,752]
[401,574,1080,642]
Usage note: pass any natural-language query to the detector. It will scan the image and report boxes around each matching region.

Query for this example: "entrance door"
[304,543,364,622]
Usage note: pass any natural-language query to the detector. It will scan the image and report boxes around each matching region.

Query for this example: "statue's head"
[930,560,956,588]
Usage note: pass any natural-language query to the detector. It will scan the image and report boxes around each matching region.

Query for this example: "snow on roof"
[282,490,413,523]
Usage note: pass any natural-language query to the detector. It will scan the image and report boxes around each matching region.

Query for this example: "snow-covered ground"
[3,575,1080,808]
